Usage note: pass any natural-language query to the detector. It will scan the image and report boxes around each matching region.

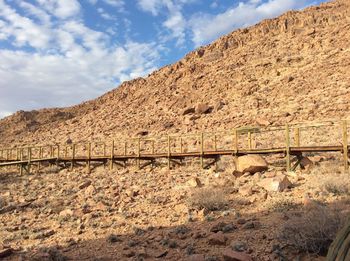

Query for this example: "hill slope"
[1,0,350,146]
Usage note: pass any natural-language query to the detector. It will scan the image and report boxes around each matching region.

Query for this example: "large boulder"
[235,155,268,174]
[257,175,292,192]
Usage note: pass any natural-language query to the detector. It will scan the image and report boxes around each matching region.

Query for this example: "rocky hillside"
[1,0,350,147]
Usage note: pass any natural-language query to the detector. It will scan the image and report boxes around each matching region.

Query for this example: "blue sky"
[0,0,327,118]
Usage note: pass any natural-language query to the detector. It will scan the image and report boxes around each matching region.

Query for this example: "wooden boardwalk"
[0,120,349,174]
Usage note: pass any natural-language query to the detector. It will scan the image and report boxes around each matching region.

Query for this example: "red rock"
[208,231,227,246]
[222,248,252,261]
[0,248,13,258]
[187,254,206,261]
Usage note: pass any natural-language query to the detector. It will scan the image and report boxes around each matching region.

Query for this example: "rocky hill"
[1,0,350,147]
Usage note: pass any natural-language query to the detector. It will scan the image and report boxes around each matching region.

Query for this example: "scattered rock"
[257,175,292,192]
[187,178,203,188]
[0,248,13,258]
[208,231,227,246]
[195,103,212,114]
[187,254,206,261]
[78,180,92,190]
[222,248,252,261]
[183,107,195,115]
[235,155,268,174]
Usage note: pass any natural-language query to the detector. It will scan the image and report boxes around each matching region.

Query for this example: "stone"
[231,241,248,252]
[78,180,92,190]
[239,184,253,196]
[214,101,225,111]
[183,107,195,115]
[59,209,73,217]
[257,175,292,192]
[208,231,227,246]
[187,254,206,261]
[256,118,271,126]
[0,248,13,258]
[187,178,202,188]
[222,249,252,261]
[235,155,268,174]
[84,185,96,196]
[195,103,212,114]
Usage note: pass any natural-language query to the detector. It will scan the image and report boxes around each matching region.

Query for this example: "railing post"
[138,138,141,169]
[56,145,60,168]
[200,132,204,169]
[342,121,349,173]
[248,131,252,150]
[168,135,171,169]
[234,129,238,153]
[87,143,91,173]
[285,124,291,172]
[28,147,32,174]
[19,148,23,175]
[71,144,75,171]
[124,141,127,168]
[110,140,114,170]
[214,135,217,151]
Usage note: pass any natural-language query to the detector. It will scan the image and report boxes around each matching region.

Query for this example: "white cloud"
[190,0,309,46]
[35,0,81,19]
[0,0,161,117]
[0,1,51,48]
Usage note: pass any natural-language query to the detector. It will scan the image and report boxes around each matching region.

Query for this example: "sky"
[0,0,327,118]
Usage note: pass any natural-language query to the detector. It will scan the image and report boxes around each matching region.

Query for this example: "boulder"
[235,155,268,174]
[257,175,292,192]
[78,180,92,190]
[187,254,206,261]
[195,103,212,114]
[256,118,271,126]
[208,231,227,246]
[222,248,252,261]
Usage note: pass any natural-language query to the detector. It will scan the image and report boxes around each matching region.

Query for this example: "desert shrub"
[323,177,350,195]
[279,205,346,255]
[268,198,299,213]
[188,187,228,211]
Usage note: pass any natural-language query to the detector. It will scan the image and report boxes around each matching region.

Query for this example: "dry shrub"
[322,176,350,195]
[268,198,299,213]
[188,187,228,211]
[279,205,346,255]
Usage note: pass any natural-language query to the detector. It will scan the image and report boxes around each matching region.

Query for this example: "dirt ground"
[1,154,349,261]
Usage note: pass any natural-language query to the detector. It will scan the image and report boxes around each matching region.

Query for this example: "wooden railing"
[0,119,349,174]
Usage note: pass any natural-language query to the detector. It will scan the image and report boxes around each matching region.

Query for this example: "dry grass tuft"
[268,198,299,213]
[188,187,228,211]
[279,205,346,255]
[322,176,350,195]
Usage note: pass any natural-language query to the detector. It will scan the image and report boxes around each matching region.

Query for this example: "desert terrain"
[1,0,350,260]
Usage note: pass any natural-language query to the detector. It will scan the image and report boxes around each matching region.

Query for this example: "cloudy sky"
[0,0,327,118]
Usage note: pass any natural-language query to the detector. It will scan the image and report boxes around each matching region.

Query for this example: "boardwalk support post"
[200,132,204,169]
[138,138,141,169]
[110,140,114,170]
[285,124,291,172]
[168,135,171,169]
[71,144,75,171]
[342,121,349,173]
[87,143,91,173]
